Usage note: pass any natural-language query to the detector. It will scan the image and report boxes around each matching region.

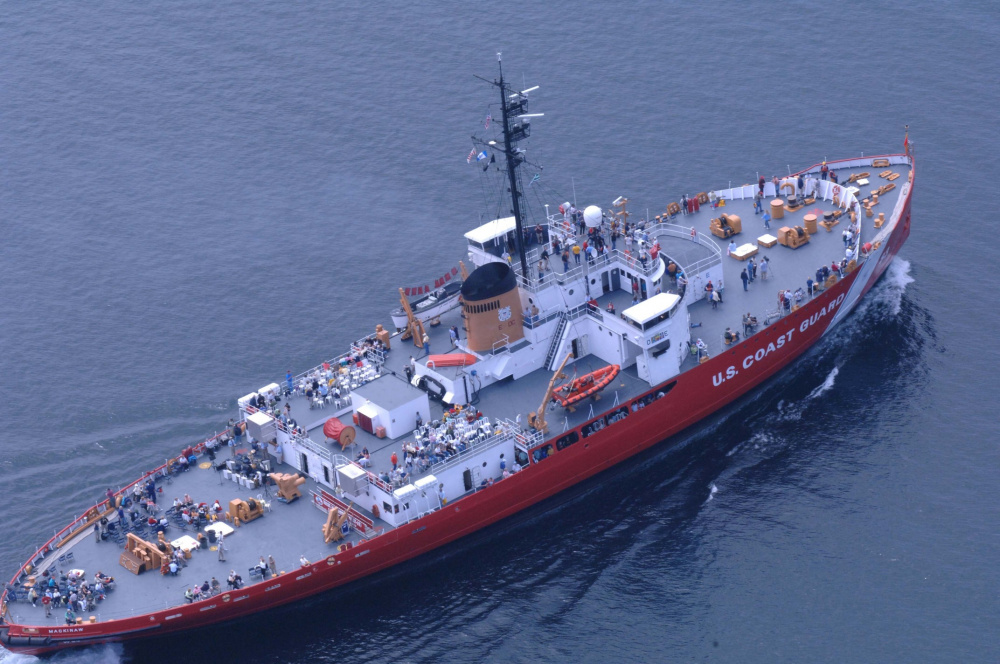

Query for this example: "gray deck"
[6,161,910,625]
[5,459,375,624]
[231,163,912,504]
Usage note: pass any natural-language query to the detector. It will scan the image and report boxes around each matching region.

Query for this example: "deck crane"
[527,351,572,433]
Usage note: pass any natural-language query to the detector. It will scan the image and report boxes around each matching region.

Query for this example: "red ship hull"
[0,160,914,656]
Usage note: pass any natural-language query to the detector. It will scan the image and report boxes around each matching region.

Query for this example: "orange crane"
[528,352,572,433]
[398,288,427,348]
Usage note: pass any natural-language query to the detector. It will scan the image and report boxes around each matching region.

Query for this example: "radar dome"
[583,205,603,228]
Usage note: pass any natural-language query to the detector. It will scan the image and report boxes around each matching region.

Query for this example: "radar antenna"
[474,59,544,278]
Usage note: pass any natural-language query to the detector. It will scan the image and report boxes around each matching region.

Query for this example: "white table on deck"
[204,522,234,538]
[757,234,778,248]
[170,535,200,552]
[731,243,759,260]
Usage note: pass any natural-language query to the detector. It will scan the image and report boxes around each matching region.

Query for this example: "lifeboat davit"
[553,365,620,408]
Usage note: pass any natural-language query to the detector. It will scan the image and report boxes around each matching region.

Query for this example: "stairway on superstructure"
[543,314,568,370]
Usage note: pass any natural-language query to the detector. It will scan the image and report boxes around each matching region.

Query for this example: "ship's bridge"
[464,216,517,266]
[621,292,681,332]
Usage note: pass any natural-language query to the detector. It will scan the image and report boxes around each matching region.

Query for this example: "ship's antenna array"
[473,58,544,277]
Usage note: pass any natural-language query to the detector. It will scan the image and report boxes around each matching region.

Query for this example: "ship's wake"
[0,644,122,664]
[706,256,922,501]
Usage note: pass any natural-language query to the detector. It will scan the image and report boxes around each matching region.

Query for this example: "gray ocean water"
[2,1,998,662]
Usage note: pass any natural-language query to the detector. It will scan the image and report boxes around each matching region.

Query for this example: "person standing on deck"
[820,161,829,180]
[232,420,243,451]
[217,533,227,562]
[740,268,749,291]
[422,333,430,358]
[748,257,757,282]
[286,370,294,394]
[268,555,277,578]
[772,175,780,196]
[762,211,771,230]
[760,257,770,281]
[449,326,459,348]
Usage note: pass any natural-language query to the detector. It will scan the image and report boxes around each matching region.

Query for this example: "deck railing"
[331,454,394,495]
[426,424,511,475]
[281,332,381,397]
[2,428,229,599]
[244,405,332,463]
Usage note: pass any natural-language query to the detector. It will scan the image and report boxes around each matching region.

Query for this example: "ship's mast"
[496,55,529,277]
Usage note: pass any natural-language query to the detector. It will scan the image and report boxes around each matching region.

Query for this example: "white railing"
[491,335,511,355]
[332,454,394,495]
[244,405,332,462]
[646,222,723,277]
[284,333,381,396]
[427,421,519,475]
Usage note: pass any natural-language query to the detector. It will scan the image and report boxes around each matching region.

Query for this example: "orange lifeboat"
[553,365,620,409]
[425,353,478,368]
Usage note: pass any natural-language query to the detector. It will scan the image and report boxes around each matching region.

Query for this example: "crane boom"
[528,351,572,433]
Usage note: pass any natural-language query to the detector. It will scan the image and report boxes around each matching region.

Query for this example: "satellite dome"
[583,205,603,228]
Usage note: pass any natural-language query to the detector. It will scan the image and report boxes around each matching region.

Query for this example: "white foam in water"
[854,257,914,320]
[882,258,915,316]
[0,651,37,664]
[706,483,718,503]
[0,644,123,664]
[806,366,839,401]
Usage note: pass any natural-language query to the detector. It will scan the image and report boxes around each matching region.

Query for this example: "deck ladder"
[543,314,568,370]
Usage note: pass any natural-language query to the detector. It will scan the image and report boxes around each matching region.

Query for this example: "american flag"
[484,112,491,129]
[467,148,476,164]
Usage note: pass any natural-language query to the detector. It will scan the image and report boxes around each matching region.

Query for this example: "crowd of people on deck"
[350,404,533,496]
[356,406,498,487]
[219,435,273,487]
[24,568,115,620]
[170,494,225,530]
[184,577,222,603]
